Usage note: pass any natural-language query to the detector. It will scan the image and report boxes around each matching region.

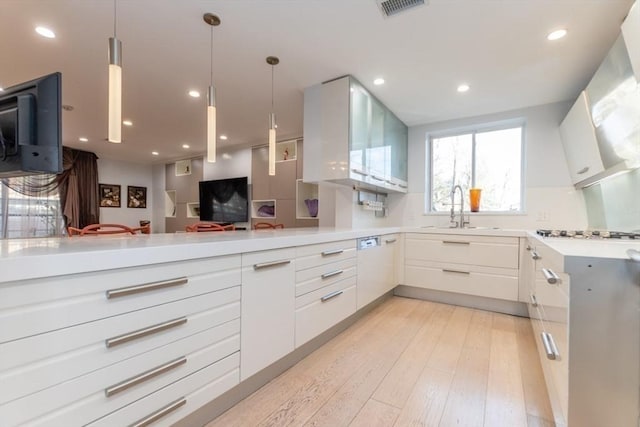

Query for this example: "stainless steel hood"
[582,35,640,187]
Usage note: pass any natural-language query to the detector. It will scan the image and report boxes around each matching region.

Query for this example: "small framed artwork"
[99,184,121,208]
[175,159,192,176]
[127,186,147,208]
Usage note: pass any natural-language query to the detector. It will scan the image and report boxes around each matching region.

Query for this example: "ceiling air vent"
[377,0,426,18]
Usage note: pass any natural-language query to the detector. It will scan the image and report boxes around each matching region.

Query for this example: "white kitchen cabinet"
[295,240,357,347]
[240,248,295,380]
[404,233,520,301]
[356,234,398,309]
[0,256,242,427]
[303,75,408,193]
[622,1,640,81]
[559,91,604,186]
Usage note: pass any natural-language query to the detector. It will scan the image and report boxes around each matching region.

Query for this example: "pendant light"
[204,13,221,163]
[266,56,279,176]
[108,0,122,143]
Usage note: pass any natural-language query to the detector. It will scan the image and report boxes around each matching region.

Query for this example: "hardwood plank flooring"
[206,297,554,427]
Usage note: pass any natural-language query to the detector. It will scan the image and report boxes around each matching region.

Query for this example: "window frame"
[426,120,526,214]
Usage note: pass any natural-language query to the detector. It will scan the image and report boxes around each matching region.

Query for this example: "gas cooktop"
[536,229,640,239]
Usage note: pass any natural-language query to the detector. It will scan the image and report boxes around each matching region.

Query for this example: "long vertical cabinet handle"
[106,277,188,299]
[105,356,186,397]
[530,294,538,307]
[105,317,187,348]
[542,268,560,284]
[541,332,560,360]
[253,260,291,270]
[130,397,187,427]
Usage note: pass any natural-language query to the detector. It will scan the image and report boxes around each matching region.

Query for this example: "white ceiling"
[0,0,634,164]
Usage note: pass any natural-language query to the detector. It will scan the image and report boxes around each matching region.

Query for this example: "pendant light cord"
[271,64,274,110]
[113,0,117,38]
[210,25,214,86]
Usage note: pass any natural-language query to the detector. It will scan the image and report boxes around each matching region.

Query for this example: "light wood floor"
[207,296,555,427]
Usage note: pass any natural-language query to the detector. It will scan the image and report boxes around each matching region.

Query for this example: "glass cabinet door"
[385,111,408,183]
[349,80,369,175]
[367,97,388,182]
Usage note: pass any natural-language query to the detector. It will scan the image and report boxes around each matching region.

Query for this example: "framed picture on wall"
[127,186,147,208]
[99,184,121,208]
[175,159,192,176]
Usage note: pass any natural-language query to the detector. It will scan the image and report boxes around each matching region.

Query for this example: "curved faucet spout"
[450,185,465,228]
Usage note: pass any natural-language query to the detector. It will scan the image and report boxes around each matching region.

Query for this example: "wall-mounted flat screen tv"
[199,177,249,223]
[0,72,62,178]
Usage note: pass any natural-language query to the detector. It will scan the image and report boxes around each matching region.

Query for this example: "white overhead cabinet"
[558,91,604,186]
[303,75,408,193]
[622,1,640,81]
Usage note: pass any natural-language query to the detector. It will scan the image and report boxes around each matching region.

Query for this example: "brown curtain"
[3,147,99,229]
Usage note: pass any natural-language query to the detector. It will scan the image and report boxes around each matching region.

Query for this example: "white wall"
[202,147,252,183]
[97,158,154,228]
[151,163,166,233]
[385,101,589,230]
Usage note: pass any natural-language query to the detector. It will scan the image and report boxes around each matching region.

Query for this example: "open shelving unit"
[164,190,177,218]
[251,199,276,219]
[296,180,319,219]
[276,139,297,162]
[186,202,200,218]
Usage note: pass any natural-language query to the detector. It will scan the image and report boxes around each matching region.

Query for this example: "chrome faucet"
[450,185,468,228]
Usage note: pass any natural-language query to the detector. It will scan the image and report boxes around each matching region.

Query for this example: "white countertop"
[2,226,637,283]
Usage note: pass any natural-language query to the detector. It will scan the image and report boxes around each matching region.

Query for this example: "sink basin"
[421,226,500,230]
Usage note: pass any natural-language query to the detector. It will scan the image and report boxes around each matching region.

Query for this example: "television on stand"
[0,72,62,178]
[199,177,249,223]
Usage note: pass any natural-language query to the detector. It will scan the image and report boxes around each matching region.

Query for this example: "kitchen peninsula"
[1,227,637,427]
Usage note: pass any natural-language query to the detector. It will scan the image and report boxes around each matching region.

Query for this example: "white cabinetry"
[559,91,604,186]
[404,233,520,301]
[294,240,357,347]
[240,248,295,380]
[356,234,398,309]
[0,256,242,427]
[622,1,640,81]
[303,75,408,193]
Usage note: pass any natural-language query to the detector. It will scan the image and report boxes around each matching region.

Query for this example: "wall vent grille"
[377,0,426,18]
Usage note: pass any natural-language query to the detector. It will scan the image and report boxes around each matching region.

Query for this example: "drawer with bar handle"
[295,239,356,271]
[0,254,241,343]
[0,286,240,405]
[0,318,240,427]
[295,256,356,297]
[295,275,357,347]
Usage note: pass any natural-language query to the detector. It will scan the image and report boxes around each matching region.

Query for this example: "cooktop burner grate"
[536,229,640,239]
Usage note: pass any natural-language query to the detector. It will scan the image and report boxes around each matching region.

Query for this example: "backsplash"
[582,167,640,231]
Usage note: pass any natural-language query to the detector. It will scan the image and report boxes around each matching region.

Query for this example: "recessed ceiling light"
[78,137,89,142]
[123,120,133,126]
[0,87,4,92]
[188,90,200,98]
[457,84,470,93]
[222,153,232,160]
[373,78,385,85]
[219,135,228,140]
[547,29,567,41]
[182,144,190,149]
[35,26,56,38]
[151,151,159,156]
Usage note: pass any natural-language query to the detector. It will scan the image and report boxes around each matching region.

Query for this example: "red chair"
[253,222,284,230]
[186,222,235,232]
[68,223,150,236]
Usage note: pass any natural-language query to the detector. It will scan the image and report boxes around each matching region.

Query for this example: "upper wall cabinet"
[622,1,640,81]
[303,76,408,193]
[559,91,604,186]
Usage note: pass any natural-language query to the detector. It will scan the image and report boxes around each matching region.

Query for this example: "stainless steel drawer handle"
[105,356,186,397]
[541,332,556,360]
[253,259,291,270]
[542,268,560,284]
[442,240,470,245]
[351,169,368,176]
[105,317,188,348]
[371,175,385,181]
[322,249,344,257]
[531,251,540,260]
[442,269,470,275]
[577,166,589,175]
[525,245,531,251]
[321,269,344,279]
[541,332,560,360]
[130,397,186,427]
[321,290,344,302]
[530,294,538,307]
[385,238,397,244]
[106,277,188,299]
[398,184,408,188]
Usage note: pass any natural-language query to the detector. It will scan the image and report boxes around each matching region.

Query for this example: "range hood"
[581,35,640,188]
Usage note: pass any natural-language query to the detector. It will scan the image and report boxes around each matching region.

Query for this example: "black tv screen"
[199,177,249,223]
[0,72,62,177]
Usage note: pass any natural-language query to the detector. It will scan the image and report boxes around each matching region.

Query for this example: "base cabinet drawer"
[295,278,356,347]
[88,352,240,427]
[405,263,518,301]
[0,321,240,426]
